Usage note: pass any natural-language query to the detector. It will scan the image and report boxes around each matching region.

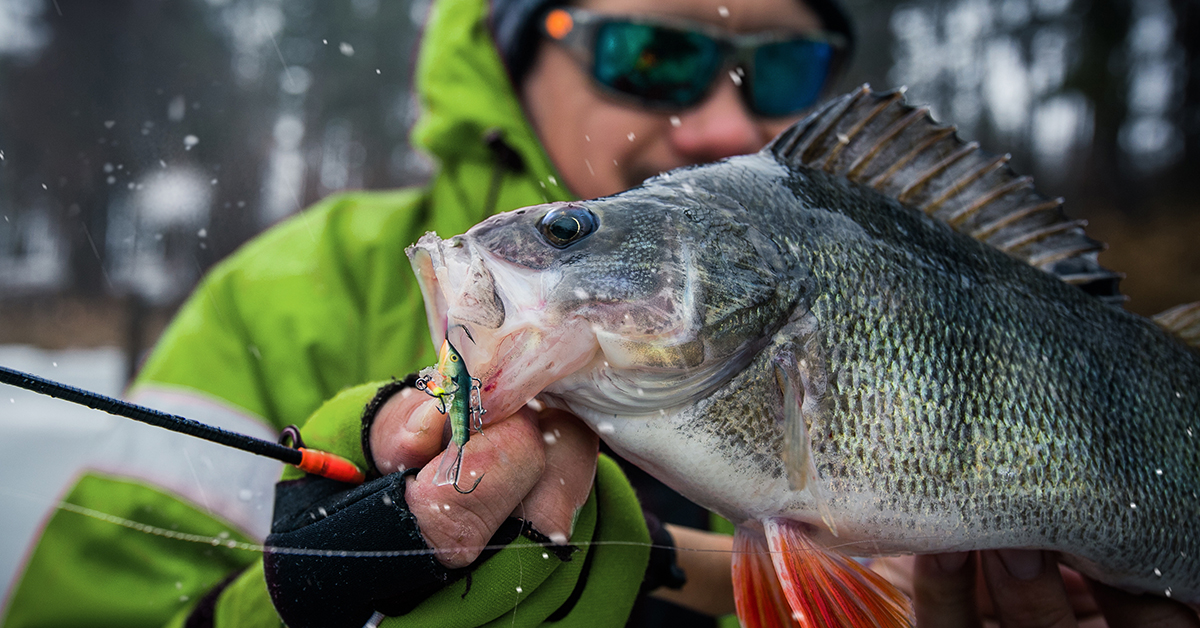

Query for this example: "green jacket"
[1,0,650,625]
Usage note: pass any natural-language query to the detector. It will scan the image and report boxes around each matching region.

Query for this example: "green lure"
[416,335,485,493]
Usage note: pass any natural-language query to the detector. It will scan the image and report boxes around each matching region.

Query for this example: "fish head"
[407,163,800,422]
[407,189,699,420]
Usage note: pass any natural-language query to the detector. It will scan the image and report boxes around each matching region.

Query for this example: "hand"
[876,551,1200,628]
[369,387,599,568]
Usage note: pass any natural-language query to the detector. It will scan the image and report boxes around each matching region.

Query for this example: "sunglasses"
[540,7,845,118]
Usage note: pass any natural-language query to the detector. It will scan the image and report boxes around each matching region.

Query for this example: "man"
[6,0,1194,625]
[5,0,847,625]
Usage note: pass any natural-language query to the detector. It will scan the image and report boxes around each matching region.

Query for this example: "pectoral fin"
[774,352,837,537]
[761,518,913,628]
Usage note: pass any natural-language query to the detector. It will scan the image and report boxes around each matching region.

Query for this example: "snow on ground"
[0,345,125,604]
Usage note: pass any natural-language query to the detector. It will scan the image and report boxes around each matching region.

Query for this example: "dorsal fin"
[1152,302,1200,348]
[768,85,1125,305]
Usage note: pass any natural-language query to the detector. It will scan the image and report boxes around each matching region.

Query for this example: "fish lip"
[407,232,512,343]
[406,232,466,353]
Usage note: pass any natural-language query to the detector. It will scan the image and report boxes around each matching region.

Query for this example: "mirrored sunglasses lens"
[594,22,721,107]
[752,39,833,117]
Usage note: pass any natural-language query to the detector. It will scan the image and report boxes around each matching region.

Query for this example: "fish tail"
[732,520,913,628]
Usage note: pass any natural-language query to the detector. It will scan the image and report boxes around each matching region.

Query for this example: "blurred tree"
[1168,0,1199,204]
[0,0,1195,346]
[1067,0,1135,208]
[0,1,133,297]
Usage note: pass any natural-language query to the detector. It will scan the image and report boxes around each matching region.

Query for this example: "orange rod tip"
[297,448,366,484]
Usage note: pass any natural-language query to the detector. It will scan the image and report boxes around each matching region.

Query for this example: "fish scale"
[794,167,1200,589]
[408,86,1200,626]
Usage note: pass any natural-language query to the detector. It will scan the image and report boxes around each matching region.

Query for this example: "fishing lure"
[415,334,486,494]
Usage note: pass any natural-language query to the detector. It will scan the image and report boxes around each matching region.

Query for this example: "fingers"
[1087,578,1200,628]
[1058,565,1102,624]
[369,391,595,567]
[369,387,448,474]
[914,552,982,628]
[516,409,598,544]
[980,550,1077,628]
[871,554,916,598]
[406,408,546,568]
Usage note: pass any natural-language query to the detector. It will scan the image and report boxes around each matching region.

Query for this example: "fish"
[406,86,1200,627]
[416,334,486,493]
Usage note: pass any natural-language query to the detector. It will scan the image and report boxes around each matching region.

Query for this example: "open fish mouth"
[407,231,601,422]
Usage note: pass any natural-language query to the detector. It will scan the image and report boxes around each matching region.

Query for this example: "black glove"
[263,469,525,628]
[639,510,688,595]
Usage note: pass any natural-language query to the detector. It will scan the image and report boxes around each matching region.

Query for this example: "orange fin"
[763,517,913,628]
[733,526,802,628]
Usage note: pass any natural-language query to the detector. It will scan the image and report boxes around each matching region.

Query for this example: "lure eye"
[538,206,598,248]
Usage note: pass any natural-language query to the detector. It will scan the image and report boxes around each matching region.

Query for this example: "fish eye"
[538,206,598,248]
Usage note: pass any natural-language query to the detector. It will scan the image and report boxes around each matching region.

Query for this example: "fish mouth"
[406,231,601,422]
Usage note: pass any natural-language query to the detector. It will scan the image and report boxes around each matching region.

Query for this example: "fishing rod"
[0,364,365,484]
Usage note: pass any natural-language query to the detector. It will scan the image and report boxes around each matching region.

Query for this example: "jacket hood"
[410,0,572,232]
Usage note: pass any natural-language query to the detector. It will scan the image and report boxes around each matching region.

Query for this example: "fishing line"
[0,364,365,483]
[42,491,914,560]
[0,366,920,564]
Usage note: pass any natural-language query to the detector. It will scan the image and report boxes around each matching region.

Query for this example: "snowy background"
[0,345,123,598]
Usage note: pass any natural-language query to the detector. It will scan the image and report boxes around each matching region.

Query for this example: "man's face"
[521,0,825,200]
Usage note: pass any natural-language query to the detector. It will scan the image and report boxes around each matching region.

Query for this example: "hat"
[490,0,856,84]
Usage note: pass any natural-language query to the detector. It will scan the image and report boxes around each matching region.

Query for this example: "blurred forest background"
[0,0,1197,382]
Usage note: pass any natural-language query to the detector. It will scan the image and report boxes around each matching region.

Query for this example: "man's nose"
[669,73,764,162]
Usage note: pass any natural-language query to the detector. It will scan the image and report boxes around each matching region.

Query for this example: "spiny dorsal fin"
[1152,302,1200,348]
[769,85,1125,305]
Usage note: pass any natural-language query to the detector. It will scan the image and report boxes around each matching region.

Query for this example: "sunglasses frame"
[540,6,848,118]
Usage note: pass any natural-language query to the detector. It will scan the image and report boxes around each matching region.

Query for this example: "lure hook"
[450,455,484,494]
